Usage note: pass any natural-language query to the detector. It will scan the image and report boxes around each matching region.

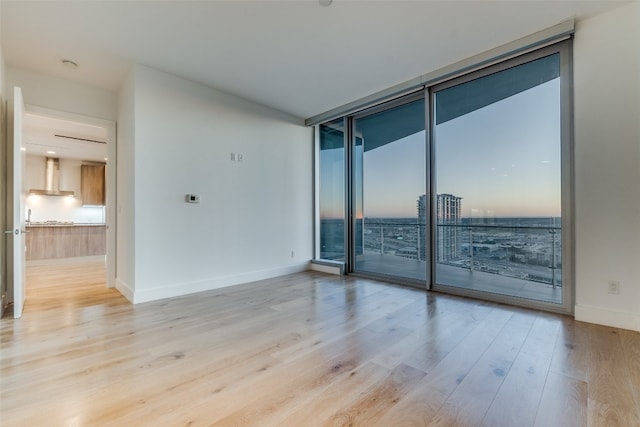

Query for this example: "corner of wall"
[115,67,136,298]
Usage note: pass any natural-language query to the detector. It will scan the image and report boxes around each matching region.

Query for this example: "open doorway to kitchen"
[19,107,119,313]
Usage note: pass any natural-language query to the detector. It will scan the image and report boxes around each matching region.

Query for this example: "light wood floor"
[1,259,639,426]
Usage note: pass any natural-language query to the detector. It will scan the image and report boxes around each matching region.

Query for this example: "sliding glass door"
[352,97,427,282]
[431,46,569,306]
[314,41,572,312]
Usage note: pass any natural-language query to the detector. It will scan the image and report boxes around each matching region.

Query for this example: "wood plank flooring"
[1,258,639,426]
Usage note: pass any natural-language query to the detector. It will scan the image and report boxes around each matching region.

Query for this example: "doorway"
[20,106,117,312]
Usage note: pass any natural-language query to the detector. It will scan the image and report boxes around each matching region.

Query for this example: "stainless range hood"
[29,157,75,196]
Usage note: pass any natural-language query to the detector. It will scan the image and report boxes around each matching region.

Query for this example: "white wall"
[574,1,640,331]
[6,67,117,121]
[127,65,313,303]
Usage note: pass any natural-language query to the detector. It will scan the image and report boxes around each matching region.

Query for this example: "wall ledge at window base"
[311,260,345,275]
[574,303,640,332]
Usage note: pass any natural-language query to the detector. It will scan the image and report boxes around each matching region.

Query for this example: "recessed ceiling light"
[47,151,56,155]
[61,59,78,70]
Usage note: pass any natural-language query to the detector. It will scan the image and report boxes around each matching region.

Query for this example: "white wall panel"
[130,65,312,300]
[574,1,640,331]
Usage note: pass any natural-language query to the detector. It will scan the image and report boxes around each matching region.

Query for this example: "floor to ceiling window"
[314,39,572,313]
[318,118,346,261]
[431,44,571,308]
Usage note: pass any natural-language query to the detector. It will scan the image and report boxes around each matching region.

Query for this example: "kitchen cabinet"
[81,164,106,205]
[26,225,106,260]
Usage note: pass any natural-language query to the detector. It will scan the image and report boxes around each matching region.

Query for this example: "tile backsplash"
[26,195,105,224]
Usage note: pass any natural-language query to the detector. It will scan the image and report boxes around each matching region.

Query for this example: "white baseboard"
[131,262,311,304]
[115,278,135,303]
[574,304,640,332]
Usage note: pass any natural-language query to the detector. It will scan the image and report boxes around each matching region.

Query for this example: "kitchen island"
[26,223,106,260]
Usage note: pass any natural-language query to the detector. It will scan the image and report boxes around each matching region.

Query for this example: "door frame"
[1,96,7,317]
[7,87,26,318]
[347,91,429,288]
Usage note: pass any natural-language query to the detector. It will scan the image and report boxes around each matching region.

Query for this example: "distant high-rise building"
[417,195,427,260]
[437,194,462,262]
[437,194,462,223]
[416,193,462,262]
[417,195,427,224]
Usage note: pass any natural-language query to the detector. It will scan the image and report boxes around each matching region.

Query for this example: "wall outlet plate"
[185,194,201,203]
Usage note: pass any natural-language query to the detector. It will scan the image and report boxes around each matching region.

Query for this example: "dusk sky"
[321,77,561,219]
[436,78,561,218]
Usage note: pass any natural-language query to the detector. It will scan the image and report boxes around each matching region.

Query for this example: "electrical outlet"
[608,280,620,295]
[185,194,200,203]
[230,152,236,161]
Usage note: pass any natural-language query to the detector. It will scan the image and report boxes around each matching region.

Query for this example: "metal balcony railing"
[360,221,562,288]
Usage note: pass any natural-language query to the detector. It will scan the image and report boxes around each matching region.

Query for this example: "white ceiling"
[1,0,631,120]
[23,113,108,162]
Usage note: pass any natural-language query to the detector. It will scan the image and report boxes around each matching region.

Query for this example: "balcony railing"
[360,221,562,288]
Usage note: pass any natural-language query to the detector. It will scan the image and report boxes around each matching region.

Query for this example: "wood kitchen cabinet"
[81,163,106,205]
[26,225,106,260]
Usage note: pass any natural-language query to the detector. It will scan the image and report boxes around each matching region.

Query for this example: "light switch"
[185,194,201,203]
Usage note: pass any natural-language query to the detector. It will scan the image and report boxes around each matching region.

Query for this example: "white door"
[8,87,26,318]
